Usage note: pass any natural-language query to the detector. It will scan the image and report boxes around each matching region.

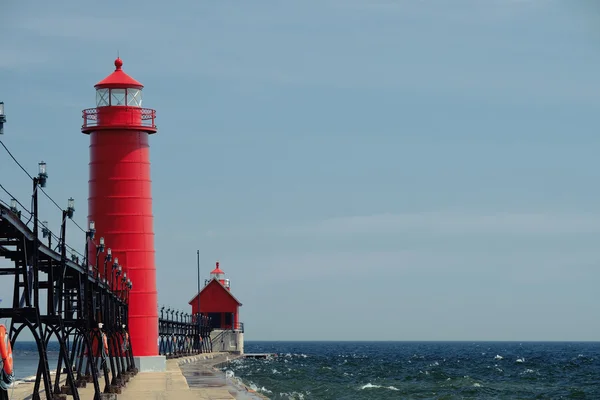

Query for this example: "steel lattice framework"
[0,198,137,400]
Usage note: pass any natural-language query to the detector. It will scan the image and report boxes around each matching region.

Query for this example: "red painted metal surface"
[95,57,143,89]
[82,58,158,357]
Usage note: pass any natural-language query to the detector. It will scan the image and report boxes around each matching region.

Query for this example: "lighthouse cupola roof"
[210,261,225,278]
[94,58,144,90]
[210,261,230,290]
[92,58,145,108]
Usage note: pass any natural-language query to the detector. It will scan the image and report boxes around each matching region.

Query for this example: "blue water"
[10,341,600,398]
[11,342,60,380]
[221,341,599,399]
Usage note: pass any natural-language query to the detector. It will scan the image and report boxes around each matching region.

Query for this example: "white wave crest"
[359,383,399,391]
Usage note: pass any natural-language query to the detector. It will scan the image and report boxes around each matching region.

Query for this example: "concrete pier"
[6,353,267,400]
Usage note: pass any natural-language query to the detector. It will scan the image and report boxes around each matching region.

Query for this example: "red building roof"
[95,58,144,89]
[188,278,243,307]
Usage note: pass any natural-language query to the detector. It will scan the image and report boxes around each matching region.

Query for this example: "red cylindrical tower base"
[88,129,158,356]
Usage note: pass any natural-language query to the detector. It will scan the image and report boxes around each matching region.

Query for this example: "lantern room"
[209,261,230,290]
[81,58,156,135]
[94,58,143,108]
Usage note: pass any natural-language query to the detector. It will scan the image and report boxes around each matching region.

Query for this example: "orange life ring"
[102,333,109,355]
[0,325,13,376]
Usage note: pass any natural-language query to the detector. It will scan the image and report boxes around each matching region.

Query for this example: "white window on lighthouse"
[127,89,142,107]
[111,89,126,106]
[96,89,109,107]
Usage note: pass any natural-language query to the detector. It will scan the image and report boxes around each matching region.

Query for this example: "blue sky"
[1,0,599,341]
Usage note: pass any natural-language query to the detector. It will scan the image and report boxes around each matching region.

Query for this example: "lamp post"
[96,236,105,280]
[196,249,201,327]
[53,197,74,314]
[104,247,112,287]
[0,101,6,135]
[122,272,127,301]
[25,161,50,309]
[42,220,51,248]
[60,197,75,251]
[125,278,132,304]
[115,260,121,293]
[85,220,95,277]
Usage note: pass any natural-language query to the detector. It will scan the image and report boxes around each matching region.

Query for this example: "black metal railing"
[0,199,137,400]
[158,307,214,358]
[235,322,244,333]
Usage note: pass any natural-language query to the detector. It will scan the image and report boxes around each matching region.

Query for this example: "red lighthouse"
[82,58,161,368]
[190,262,241,325]
[189,261,244,354]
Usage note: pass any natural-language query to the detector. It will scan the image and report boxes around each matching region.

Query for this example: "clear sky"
[1,0,599,341]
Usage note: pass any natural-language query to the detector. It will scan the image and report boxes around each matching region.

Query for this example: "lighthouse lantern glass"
[96,89,109,107]
[212,272,224,281]
[111,89,126,106]
[127,89,142,107]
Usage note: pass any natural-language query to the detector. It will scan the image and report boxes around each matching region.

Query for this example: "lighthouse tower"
[82,58,164,370]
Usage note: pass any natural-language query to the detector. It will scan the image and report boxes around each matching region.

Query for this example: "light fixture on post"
[42,221,50,238]
[114,258,120,277]
[122,272,128,299]
[95,237,105,279]
[0,101,6,135]
[116,263,122,294]
[38,161,48,188]
[9,198,20,218]
[66,198,75,219]
[87,221,96,240]
[59,198,75,278]
[108,250,115,288]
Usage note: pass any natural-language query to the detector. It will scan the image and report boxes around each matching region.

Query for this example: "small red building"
[189,262,243,330]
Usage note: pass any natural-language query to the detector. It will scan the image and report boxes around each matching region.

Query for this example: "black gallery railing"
[158,307,213,358]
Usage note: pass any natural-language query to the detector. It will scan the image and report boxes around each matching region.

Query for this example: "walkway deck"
[7,353,266,400]
[115,354,239,400]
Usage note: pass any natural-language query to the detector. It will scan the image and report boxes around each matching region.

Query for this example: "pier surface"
[7,353,267,400]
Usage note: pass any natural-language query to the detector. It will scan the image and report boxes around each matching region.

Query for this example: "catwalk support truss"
[0,200,137,400]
